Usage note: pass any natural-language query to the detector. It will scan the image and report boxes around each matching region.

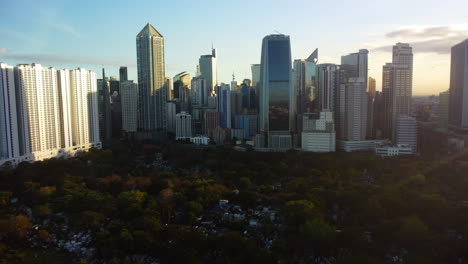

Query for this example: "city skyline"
[1,0,468,96]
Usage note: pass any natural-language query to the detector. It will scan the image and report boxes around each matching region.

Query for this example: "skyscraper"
[191,77,207,106]
[216,84,231,128]
[341,49,369,85]
[97,69,112,141]
[339,78,368,141]
[368,77,376,98]
[259,34,292,134]
[316,64,340,113]
[292,50,318,125]
[15,64,62,157]
[395,115,417,152]
[448,39,468,132]
[175,112,192,139]
[136,23,167,131]
[199,48,217,95]
[120,81,138,133]
[119,66,128,82]
[0,63,20,160]
[382,63,412,140]
[438,90,449,131]
[173,71,191,99]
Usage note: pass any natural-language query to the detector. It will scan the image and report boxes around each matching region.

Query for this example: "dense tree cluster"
[1,142,468,263]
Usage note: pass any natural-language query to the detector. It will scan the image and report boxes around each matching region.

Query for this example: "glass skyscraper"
[449,39,468,131]
[136,23,167,131]
[199,48,217,96]
[259,34,292,133]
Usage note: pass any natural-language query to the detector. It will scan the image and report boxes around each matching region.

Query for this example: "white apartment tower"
[15,64,62,158]
[0,63,20,160]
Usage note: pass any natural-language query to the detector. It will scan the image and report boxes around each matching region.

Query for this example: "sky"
[1,0,468,95]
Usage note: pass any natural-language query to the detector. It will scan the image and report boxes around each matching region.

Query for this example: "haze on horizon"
[1,0,468,95]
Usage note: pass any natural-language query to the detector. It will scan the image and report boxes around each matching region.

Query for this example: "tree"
[283,200,319,226]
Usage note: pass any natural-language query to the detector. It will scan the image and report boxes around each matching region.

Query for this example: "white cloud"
[371,25,468,54]
[0,48,7,54]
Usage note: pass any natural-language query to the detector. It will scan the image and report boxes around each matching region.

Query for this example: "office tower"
[175,112,192,139]
[251,64,261,110]
[120,81,138,133]
[251,64,261,91]
[393,43,413,70]
[191,77,207,106]
[199,48,218,94]
[230,91,243,115]
[204,110,219,135]
[259,34,292,134]
[243,79,252,87]
[293,51,318,116]
[216,84,231,128]
[15,64,61,157]
[231,79,238,92]
[240,83,250,109]
[0,63,20,160]
[136,23,167,131]
[338,78,368,141]
[232,114,258,138]
[341,49,369,83]
[173,71,191,99]
[373,91,385,139]
[366,92,374,139]
[316,64,340,112]
[438,91,449,131]
[165,77,173,101]
[368,77,376,98]
[395,115,417,152]
[449,39,468,131]
[301,111,336,152]
[119,66,128,82]
[109,76,119,94]
[97,69,112,141]
[382,63,412,140]
[166,101,176,133]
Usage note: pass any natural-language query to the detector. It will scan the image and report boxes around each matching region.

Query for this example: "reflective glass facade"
[260,35,292,132]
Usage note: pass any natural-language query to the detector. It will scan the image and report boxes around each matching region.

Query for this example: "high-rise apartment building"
[448,39,468,132]
[199,48,217,95]
[120,81,138,133]
[15,64,62,157]
[136,23,167,131]
[0,63,20,160]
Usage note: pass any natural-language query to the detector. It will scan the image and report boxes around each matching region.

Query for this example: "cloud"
[371,25,468,54]
[2,53,136,68]
[46,21,85,38]
[39,8,85,39]
[0,48,7,54]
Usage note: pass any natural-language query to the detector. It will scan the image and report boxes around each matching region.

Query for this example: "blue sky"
[1,0,468,95]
